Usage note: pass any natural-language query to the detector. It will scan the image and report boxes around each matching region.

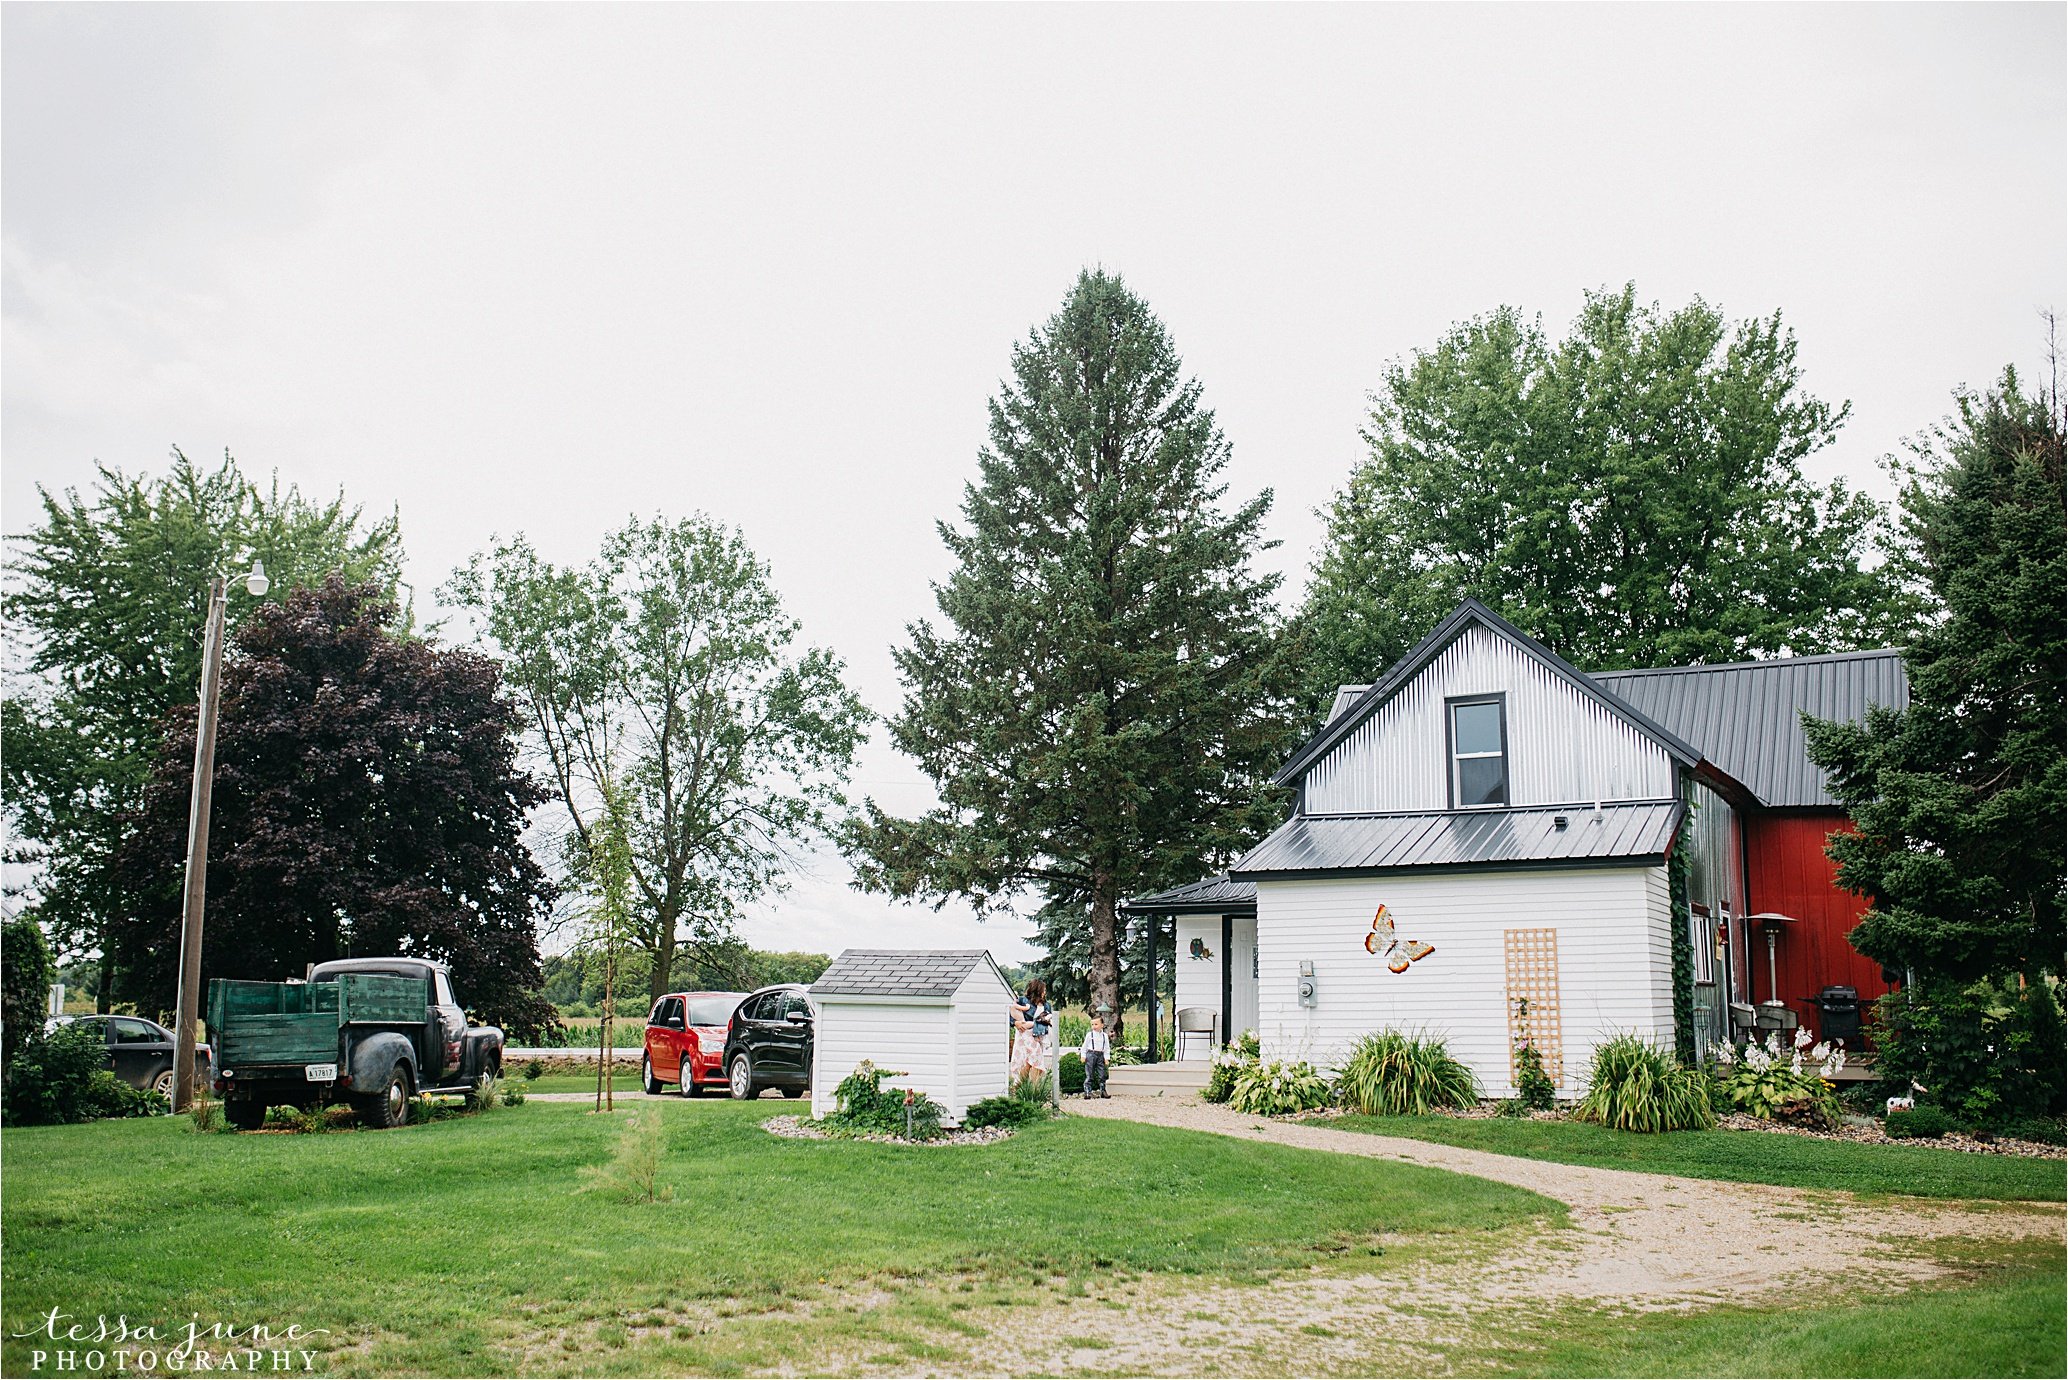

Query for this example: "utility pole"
[172,575,228,1114]
[172,560,267,1114]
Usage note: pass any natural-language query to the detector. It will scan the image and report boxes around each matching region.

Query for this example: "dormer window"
[1449,696,1508,808]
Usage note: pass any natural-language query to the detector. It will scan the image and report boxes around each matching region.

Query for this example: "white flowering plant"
[1202,1030,1262,1104]
[1711,1029,1845,1125]
[1226,1058,1332,1117]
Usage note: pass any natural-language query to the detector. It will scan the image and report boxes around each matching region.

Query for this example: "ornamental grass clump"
[1574,1034,1714,1133]
[1227,1058,1332,1116]
[1335,1030,1479,1116]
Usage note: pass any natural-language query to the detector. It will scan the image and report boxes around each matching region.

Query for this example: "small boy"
[1079,1015,1112,1098]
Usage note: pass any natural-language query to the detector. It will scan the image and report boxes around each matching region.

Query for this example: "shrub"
[1227,1059,1332,1117]
[824,1061,946,1140]
[2,1023,165,1126]
[1885,1106,1956,1139]
[1058,1051,1085,1095]
[1710,1033,1842,1128]
[1495,1097,1528,1118]
[1204,1042,1259,1104]
[1514,1043,1557,1111]
[964,1075,1056,1130]
[522,1058,545,1082]
[503,1081,528,1107]
[1335,1031,1478,1116]
[1873,979,2066,1130]
[1998,1115,2066,1146]
[1574,1034,1713,1133]
[1,918,55,1070]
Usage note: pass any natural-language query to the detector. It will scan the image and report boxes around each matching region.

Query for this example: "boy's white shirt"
[1081,1028,1111,1057]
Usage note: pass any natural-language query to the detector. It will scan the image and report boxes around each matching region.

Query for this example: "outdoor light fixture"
[244,559,269,597]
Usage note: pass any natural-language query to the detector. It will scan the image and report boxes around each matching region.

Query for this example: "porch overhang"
[1118,874,1257,918]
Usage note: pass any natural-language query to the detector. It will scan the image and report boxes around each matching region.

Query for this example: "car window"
[750,992,781,1021]
[780,992,812,1020]
[685,996,739,1027]
[660,997,684,1026]
[109,1018,157,1044]
[432,971,456,1006]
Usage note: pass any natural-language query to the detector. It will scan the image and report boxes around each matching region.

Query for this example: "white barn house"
[1124,598,1906,1099]
[808,949,1017,1125]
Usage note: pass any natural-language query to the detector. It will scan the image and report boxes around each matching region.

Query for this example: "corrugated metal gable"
[1595,651,1908,808]
[1231,800,1683,877]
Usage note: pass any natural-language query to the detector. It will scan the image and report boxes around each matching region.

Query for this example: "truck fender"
[348,1032,417,1094]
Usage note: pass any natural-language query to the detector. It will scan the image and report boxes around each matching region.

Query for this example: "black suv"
[722,984,814,1099]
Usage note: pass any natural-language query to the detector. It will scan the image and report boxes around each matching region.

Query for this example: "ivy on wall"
[1668,840,1696,1064]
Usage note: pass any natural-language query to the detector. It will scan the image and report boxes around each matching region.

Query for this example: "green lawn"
[1481,1249,2067,1377]
[521,1071,647,1095]
[1,1101,1553,1376]
[1324,1113,2068,1201]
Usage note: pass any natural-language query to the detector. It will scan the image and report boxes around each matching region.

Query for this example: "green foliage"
[578,1107,673,1203]
[1,919,55,1069]
[449,515,868,1006]
[1885,1106,1955,1140]
[1806,366,2064,982]
[842,269,1294,1036]
[500,1082,527,1108]
[1711,1048,1842,1128]
[1226,1059,1333,1116]
[103,579,557,1038]
[522,1058,544,1082]
[824,1062,947,1140]
[468,1073,506,1113]
[1514,1043,1557,1113]
[1297,285,1908,712]
[963,1074,1056,1129]
[1336,1031,1479,1116]
[1666,845,1696,1064]
[1,1022,165,1126]
[1057,1051,1086,1095]
[1871,978,2065,1128]
[187,1091,223,1134]
[3,451,402,994]
[1573,1035,1714,1134]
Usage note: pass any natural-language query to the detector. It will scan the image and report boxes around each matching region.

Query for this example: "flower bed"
[1713,1111,2066,1159]
[762,1114,1015,1147]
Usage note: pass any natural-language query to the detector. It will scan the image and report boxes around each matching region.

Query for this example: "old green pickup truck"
[207,957,504,1130]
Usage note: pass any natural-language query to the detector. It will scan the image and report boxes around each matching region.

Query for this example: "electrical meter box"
[1298,960,1318,1008]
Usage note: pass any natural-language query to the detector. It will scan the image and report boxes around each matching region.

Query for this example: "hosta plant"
[1335,1031,1479,1116]
[1574,1034,1714,1133]
[1204,1031,1262,1105]
[1226,1058,1332,1116]
[1711,1030,1843,1128]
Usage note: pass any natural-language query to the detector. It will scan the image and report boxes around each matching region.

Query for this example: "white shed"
[808,949,1017,1125]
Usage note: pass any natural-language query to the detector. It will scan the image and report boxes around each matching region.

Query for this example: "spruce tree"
[1806,364,2066,982]
[846,270,1289,1038]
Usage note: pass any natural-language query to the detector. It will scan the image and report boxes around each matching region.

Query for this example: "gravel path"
[948,1096,2068,1376]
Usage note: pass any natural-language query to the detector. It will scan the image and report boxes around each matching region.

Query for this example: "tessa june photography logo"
[10,1310,330,1374]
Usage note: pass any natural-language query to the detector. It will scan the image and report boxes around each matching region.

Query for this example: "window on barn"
[1449,697,1508,808]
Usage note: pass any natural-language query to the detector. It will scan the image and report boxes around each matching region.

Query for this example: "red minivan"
[643,991,748,1096]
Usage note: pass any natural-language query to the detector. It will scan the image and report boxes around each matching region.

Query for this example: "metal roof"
[1275,600,1702,787]
[1594,650,1908,809]
[809,949,1008,999]
[1230,800,1685,878]
[1119,875,1258,916]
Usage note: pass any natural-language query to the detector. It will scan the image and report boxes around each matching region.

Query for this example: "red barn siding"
[1744,811,1892,1042]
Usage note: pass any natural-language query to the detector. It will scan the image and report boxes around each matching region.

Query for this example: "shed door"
[1228,918,1259,1042]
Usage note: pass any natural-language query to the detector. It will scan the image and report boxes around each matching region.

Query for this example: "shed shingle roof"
[1594,650,1908,809]
[1230,801,1684,878]
[809,949,1004,999]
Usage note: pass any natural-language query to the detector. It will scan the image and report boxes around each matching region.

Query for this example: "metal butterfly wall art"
[1363,904,1435,974]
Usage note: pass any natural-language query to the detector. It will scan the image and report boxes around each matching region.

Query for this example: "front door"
[1228,918,1259,1042]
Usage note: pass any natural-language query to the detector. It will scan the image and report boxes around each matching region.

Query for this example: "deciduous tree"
[844,270,1291,1039]
[105,578,557,1038]
[3,451,401,1005]
[1298,286,1912,711]
[447,516,868,1004]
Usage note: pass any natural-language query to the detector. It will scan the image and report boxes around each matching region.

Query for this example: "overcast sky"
[5,4,2063,966]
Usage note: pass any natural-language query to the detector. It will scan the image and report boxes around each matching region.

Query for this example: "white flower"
[1713,1043,1735,1066]
[1790,1051,1804,1076]
[1810,1041,1830,1062]
[1793,1027,1814,1050]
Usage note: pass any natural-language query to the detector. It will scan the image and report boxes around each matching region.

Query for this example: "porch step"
[1106,1062,1211,1098]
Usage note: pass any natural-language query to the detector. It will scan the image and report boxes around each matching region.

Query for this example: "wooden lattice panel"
[1503,927,1564,1088]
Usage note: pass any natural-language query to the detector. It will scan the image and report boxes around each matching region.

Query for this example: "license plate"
[305,1063,337,1081]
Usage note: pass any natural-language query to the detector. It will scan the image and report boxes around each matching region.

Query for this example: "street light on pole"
[171,558,268,1113]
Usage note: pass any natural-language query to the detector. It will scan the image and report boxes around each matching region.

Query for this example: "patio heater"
[1747,912,1799,1027]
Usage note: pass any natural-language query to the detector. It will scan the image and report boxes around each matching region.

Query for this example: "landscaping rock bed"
[1713,1111,2066,1158]
[762,1114,1016,1147]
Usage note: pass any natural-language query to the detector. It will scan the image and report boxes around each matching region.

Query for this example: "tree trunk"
[650,912,677,1005]
[1088,869,1123,1047]
[96,952,113,1016]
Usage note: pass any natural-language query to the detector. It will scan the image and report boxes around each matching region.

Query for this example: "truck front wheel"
[226,1100,267,1131]
[354,1065,414,1129]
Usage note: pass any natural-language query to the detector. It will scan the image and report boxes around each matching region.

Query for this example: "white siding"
[1254,868,1674,1097]
[1304,624,1675,814]
[950,965,1014,1113]
[809,1001,954,1121]
[1174,916,1224,1055]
